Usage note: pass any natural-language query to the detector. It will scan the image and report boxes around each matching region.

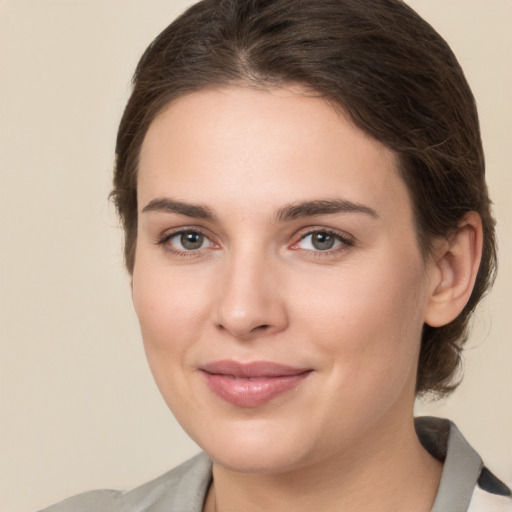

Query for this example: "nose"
[214,249,288,340]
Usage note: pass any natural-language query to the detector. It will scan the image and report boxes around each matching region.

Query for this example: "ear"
[424,212,483,327]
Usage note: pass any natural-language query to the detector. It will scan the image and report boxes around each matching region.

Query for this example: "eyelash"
[291,228,355,256]
[156,227,355,257]
[156,228,217,257]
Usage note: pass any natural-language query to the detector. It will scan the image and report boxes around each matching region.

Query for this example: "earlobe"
[424,212,483,327]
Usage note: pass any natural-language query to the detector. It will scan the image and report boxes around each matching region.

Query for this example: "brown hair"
[112,0,497,396]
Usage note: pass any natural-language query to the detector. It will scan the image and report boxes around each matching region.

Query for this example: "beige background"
[0,1,510,510]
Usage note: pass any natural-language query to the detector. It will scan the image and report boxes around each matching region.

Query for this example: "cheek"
[131,264,210,416]
[292,254,428,387]
[133,257,210,337]
[131,257,213,384]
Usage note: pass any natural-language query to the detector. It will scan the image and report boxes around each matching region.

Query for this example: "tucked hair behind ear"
[112,0,497,397]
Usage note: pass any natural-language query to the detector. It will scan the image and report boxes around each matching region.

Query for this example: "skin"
[132,86,481,511]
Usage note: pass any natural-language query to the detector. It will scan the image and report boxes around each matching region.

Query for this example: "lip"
[200,360,312,408]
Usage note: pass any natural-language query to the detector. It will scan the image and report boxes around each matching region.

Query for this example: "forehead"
[138,86,411,221]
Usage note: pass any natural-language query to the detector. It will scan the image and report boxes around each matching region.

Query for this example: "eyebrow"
[275,199,378,222]
[141,198,217,220]
[141,197,378,222]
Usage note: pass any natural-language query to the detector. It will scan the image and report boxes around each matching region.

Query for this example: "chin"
[209,443,309,475]
[190,416,319,475]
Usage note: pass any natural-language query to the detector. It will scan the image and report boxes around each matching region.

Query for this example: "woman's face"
[133,86,437,473]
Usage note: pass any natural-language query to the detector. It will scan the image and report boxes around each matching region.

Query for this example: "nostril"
[253,324,271,332]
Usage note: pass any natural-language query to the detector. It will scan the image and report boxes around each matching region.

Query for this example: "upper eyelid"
[300,228,350,238]
[159,226,213,240]
[294,226,355,242]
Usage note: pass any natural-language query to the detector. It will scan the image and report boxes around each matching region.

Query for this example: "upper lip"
[200,360,311,378]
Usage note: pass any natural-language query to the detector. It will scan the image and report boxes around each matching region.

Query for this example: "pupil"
[312,232,335,250]
[181,232,204,250]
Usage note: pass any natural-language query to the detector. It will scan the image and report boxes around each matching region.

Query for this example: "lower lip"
[202,371,311,407]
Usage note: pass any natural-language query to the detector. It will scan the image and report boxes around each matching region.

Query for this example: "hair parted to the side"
[112,0,497,397]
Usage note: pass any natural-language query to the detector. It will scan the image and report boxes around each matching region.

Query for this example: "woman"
[40,0,510,510]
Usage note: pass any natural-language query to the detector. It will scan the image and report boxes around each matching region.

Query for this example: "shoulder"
[469,483,512,512]
[36,489,122,512]
[37,452,212,512]
[469,467,512,511]
[415,416,512,512]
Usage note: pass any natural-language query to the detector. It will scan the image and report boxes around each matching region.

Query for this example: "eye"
[293,230,353,252]
[160,230,213,252]
[299,232,341,251]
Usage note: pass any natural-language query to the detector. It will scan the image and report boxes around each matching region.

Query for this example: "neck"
[204,415,442,512]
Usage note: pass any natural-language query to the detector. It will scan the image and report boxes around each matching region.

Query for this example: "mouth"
[199,360,313,408]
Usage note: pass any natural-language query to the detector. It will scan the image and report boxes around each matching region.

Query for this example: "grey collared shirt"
[38,417,511,512]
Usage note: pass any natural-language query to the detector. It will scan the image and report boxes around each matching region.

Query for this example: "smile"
[200,360,312,407]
